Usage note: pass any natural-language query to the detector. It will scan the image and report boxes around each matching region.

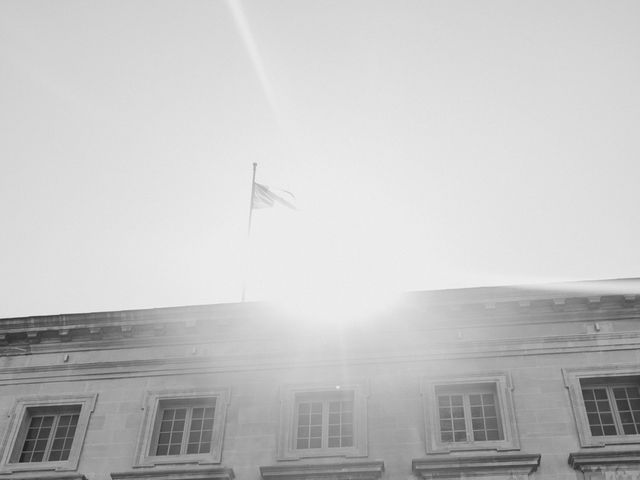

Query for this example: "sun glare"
[245,207,401,327]
[273,283,400,329]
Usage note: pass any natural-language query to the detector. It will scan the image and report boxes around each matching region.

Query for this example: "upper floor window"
[133,387,229,467]
[277,382,368,460]
[436,384,503,443]
[421,373,520,453]
[563,365,640,447]
[0,393,97,474]
[582,383,640,437]
[152,399,216,456]
[17,405,81,463]
[295,392,354,450]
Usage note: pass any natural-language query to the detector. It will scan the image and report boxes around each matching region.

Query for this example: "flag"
[252,182,296,210]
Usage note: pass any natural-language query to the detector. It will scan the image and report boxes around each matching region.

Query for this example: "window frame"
[421,373,520,454]
[150,397,218,457]
[132,387,230,468]
[0,393,97,474]
[563,365,640,447]
[435,383,504,444]
[293,390,355,451]
[277,382,369,460]
[12,404,82,464]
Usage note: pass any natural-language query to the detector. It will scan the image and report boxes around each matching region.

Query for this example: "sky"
[1,0,639,318]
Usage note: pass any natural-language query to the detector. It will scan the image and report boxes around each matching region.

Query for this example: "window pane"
[453,431,467,442]
[612,386,640,435]
[48,450,62,461]
[155,408,187,456]
[185,403,215,455]
[296,401,323,450]
[469,392,502,442]
[19,415,56,463]
[186,443,198,454]
[48,413,79,461]
[327,400,354,448]
[582,388,618,436]
[438,394,467,443]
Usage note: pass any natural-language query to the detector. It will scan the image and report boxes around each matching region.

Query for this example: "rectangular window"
[0,393,97,474]
[18,406,81,463]
[277,383,368,460]
[421,373,520,454]
[133,388,229,468]
[582,384,640,436]
[436,386,503,443]
[563,367,640,448]
[152,399,217,457]
[295,396,354,450]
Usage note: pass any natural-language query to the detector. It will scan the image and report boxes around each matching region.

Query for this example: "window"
[277,382,368,460]
[582,384,640,437]
[0,394,97,473]
[295,392,354,450]
[436,385,503,443]
[563,366,640,447]
[421,373,520,453]
[133,388,229,467]
[16,405,81,463]
[152,399,216,456]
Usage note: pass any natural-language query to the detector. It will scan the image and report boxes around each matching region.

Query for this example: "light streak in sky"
[225,0,283,127]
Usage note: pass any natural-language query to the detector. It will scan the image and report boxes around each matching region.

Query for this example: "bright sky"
[1,0,639,318]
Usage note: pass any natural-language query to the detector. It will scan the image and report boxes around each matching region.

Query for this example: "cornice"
[111,467,234,480]
[412,453,541,478]
[0,474,86,480]
[569,450,640,470]
[2,338,640,386]
[259,461,384,480]
[0,288,638,353]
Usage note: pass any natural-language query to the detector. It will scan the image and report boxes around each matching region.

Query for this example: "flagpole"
[247,162,258,237]
[242,162,258,302]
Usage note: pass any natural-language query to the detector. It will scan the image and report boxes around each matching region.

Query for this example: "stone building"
[0,279,639,480]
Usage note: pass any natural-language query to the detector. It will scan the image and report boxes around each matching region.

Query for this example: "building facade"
[0,280,639,480]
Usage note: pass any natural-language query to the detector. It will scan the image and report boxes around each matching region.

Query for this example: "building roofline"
[1,277,638,325]
[0,278,637,350]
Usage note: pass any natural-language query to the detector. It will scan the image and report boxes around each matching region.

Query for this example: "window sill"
[0,461,77,474]
[278,447,364,461]
[569,450,640,471]
[412,453,541,479]
[260,461,384,480]
[111,467,234,480]
[0,473,86,480]
[579,435,640,448]
[135,454,220,468]
[428,440,520,454]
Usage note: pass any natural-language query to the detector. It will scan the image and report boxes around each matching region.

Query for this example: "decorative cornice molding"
[0,283,638,356]
[569,450,640,470]
[412,453,541,478]
[0,474,86,480]
[111,467,234,480]
[3,338,640,386]
[260,461,384,480]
